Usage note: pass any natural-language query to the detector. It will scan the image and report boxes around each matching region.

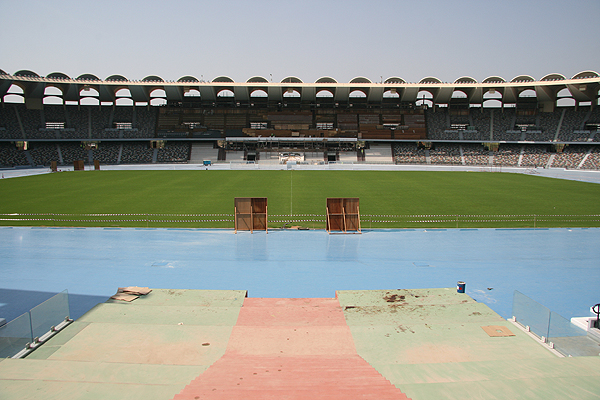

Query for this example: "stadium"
[1,67,600,400]
[1,69,600,170]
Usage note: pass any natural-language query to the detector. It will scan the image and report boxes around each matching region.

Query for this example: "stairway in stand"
[172,297,410,400]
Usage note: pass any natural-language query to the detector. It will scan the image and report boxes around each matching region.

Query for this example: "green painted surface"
[25,345,62,360]
[399,376,600,400]
[337,288,477,307]
[0,358,208,385]
[106,288,247,307]
[78,303,242,326]
[343,302,503,326]
[374,357,600,385]
[46,322,233,365]
[4,290,245,400]
[4,289,599,400]
[36,321,91,347]
[342,289,600,400]
[350,321,553,365]
[0,379,189,400]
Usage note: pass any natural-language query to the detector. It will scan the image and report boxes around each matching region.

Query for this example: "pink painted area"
[227,326,357,356]
[236,298,349,326]
[172,298,411,400]
[242,297,343,307]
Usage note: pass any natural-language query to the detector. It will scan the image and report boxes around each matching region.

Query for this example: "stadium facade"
[1,69,599,169]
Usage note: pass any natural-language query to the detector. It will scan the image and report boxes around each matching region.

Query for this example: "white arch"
[250,89,268,97]
[115,88,132,97]
[150,88,166,98]
[415,99,433,108]
[383,89,399,98]
[44,86,63,96]
[7,84,24,94]
[483,99,502,108]
[217,89,234,98]
[556,98,575,107]
[80,97,99,106]
[557,88,571,98]
[349,90,366,98]
[416,90,433,99]
[150,98,167,106]
[483,90,502,99]
[283,89,301,98]
[80,87,99,97]
[116,98,133,106]
[519,89,536,98]
[3,94,24,103]
[184,89,200,97]
[451,90,468,98]
[316,89,333,98]
[43,96,63,105]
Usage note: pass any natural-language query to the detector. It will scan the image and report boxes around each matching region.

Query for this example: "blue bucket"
[457,281,466,293]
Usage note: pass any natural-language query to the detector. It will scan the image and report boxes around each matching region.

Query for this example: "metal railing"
[1,213,599,229]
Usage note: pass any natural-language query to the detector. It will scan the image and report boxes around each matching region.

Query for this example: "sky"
[1,0,599,84]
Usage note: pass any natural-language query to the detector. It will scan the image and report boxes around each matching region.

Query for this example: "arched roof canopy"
[212,76,234,83]
[142,75,164,82]
[419,77,442,84]
[540,73,566,81]
[106,74,128,82]
[349,77,372,84]
[482,76,506,83]
[247,76,269,83]
[510,75,535,83]
[281,76,302,83]
[315,77,337,84]
[0,69,7,75]
[178,75,199,83]
[47,72,70,79]
[15,70,40,77]
[454,76,477,84]
[384,77,405,84]
[77,73,100,81]
[572,70,599,79]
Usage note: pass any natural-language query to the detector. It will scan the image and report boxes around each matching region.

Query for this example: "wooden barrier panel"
[94,160,100,170]
[51,161,57,172]
[73,160,85,171]
[326,198,361,234]
[235,197,268,233]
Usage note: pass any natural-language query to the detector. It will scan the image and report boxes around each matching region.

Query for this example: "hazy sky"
[1,0,598,83]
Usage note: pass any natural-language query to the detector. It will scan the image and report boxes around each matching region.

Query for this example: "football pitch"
[1,170,599,228]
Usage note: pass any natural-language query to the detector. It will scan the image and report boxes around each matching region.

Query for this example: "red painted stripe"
[172,297,411,400]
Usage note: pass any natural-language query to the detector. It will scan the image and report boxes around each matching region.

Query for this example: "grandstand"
[1,70,599,169]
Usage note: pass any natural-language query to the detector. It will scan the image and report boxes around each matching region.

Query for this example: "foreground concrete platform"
[1,289,599,400]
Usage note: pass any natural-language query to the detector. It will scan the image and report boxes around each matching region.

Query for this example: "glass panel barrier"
[512,290,593,357]
[29,290,70,339]
[548,311,587,338]
[0,312,33,358]
[512,290,550,339]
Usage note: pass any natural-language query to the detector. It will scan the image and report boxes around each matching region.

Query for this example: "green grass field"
[1,170,599,228]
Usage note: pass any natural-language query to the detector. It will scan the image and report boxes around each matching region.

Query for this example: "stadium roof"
[1,69,599,106]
